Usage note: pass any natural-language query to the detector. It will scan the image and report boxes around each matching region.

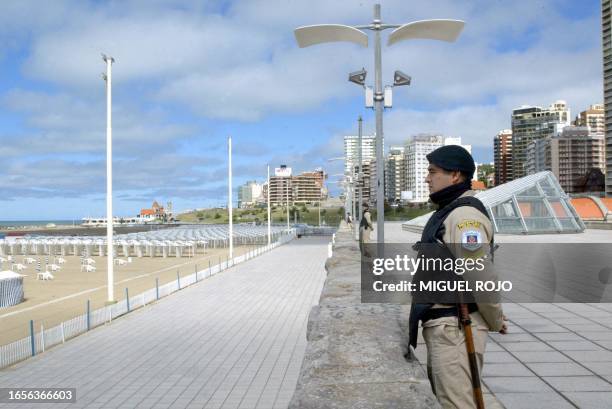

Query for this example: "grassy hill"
[177,203,432,225]
[177,204,345,226]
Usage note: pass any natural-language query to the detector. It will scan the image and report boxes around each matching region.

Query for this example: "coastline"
[0,224,177,236]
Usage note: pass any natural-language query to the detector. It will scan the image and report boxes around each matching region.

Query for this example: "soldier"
[408,145,507,409]
[359,203,373,257]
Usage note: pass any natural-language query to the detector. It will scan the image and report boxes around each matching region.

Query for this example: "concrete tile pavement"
[0,237,329,409]
[384,221,612,409]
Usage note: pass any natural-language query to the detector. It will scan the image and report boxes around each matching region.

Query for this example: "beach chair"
[84,258,96,265]
[37,271,54,280]
[48,264,61,272]
[81,264,96,273]
[25,257,36,264]
[12,263,26,272]
[56,257,66,264]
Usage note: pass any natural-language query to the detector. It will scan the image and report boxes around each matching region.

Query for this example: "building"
[494,129,513,185]
[511,101,570,180]
[343,134,377,175]
[603,1,612,195]
[139,200,173,222]
[385,146,406,203]
[404,134,472,203]
[292,169,327,203]
[367,159,380,207]
[576,104,604,135]
[356,160,373,206]
[267,169,326,205]
[238,181,263,208]
[525,126,605,194]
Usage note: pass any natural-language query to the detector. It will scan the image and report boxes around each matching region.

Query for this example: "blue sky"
[0,0,603,220]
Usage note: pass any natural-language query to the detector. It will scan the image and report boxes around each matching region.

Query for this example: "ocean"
[0,220,78,228]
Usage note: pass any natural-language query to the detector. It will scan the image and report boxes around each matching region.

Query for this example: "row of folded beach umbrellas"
[0,225,288,258]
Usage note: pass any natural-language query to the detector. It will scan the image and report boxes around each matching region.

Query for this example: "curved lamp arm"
[387,19,465,46]
[294,24,368,48]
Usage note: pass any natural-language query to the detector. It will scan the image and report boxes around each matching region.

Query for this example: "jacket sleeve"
[443,207,505,332]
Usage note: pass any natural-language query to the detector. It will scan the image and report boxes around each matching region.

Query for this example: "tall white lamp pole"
[228,136,233,259]
[102,54,115,303]
[267,165,271,245]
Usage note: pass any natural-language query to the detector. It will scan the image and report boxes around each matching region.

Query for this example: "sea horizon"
[0,220,79,227]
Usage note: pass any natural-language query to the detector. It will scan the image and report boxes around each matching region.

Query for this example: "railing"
[0,231,295,370]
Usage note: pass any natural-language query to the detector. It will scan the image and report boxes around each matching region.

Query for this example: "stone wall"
[289,223,441,409]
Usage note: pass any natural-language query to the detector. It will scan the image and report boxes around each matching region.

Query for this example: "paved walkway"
[0,237,328,409]
[384,221,612,409]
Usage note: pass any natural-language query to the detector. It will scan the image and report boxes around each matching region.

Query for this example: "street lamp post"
[228,136,233,259]
[102,53,115,304]
[267,164,271,245]
[286,175,290,232]
[295,4,464,244]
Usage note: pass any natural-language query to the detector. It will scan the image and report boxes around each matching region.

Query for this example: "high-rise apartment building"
[237,181,263,208]
[525,126,605,194]
[292,169,327,203]
[385,146,406,204]
[367,159,380,207]
[511,100,570,180]
[576,104,604,135]
[404,135,472,202]
[494,129,513,185]
[267,169,326,205]
[343,134,378,175]
[604,0,612,195]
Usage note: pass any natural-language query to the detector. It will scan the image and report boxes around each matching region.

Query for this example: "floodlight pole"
[372,4,386,244]
[286,175,290,232]
[228,136,233,258]
[102,54,115,304]
[267,164,271,245]
[294,4,464,245]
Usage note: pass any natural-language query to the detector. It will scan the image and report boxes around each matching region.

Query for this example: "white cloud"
[0,0,604,207]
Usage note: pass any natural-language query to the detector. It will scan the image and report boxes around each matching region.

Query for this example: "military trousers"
[422,312,489,409]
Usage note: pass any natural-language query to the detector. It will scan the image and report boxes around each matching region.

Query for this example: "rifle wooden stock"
[460,303,485,409]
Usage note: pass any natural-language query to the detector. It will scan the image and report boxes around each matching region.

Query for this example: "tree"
[214,212,221,219]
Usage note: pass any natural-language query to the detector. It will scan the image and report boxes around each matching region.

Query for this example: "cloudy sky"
[0,0,603,220]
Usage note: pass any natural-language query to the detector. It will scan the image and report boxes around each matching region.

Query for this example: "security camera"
[393,70,411,86]
[348,68,367,86]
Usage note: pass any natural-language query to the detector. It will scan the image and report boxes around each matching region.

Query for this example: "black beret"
[426,145,475,179]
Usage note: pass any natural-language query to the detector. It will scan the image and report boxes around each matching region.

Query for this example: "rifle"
[459,303,485,409]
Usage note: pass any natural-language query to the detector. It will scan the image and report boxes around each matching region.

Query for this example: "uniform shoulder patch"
[461,230,482,251]
[457,220,481,229]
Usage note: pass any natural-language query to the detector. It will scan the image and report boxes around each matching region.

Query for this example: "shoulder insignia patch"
[457,220,481,229]
[461,230,482,251]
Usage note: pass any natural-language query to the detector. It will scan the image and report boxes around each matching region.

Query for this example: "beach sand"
[0,244,261,345]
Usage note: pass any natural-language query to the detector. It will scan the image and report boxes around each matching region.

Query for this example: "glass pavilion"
[475,171,584,234]
[402,171,585,234]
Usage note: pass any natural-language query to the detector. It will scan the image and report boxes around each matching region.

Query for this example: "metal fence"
[0,231,295,370]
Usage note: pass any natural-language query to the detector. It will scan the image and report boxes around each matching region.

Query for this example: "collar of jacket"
[429,180,472,209]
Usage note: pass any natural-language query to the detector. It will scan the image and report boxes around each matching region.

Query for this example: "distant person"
[346,213,353,228]
[359,204,373,256]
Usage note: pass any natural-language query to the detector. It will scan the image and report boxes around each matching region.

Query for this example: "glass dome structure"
[402,171,585,234]
[475,171,584,234]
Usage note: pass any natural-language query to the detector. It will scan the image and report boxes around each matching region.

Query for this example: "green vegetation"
[177,204,344,226]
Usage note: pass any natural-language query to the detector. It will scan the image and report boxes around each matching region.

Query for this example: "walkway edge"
[289,223,441,409]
